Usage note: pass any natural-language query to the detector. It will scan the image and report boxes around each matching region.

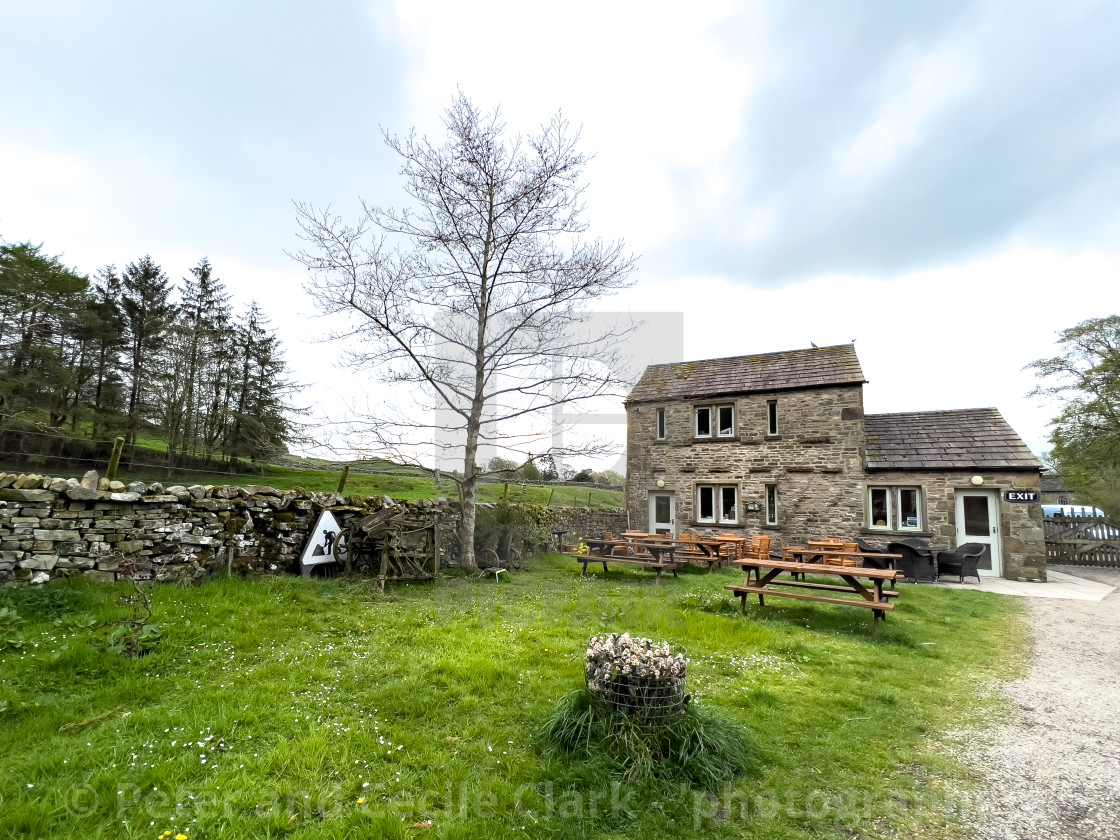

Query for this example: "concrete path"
[932,568,1115,601]
[963,565,1120,840]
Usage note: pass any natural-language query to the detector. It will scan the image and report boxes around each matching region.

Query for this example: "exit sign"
[1004,491,1038,503]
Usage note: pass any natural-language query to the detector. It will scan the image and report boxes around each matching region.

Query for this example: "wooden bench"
[567,537,683,583]
[727,558,902,630]
[566,552,680,583]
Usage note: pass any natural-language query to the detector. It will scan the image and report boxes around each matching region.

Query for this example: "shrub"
[473,501,553,559]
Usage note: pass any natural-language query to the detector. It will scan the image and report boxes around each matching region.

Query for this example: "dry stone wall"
[0,470,625,588]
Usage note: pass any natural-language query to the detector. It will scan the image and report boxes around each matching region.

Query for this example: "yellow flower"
[357,797,367,805]
[176,835,188,840]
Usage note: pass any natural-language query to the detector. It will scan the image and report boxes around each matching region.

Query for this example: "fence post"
[106,436,125,482]
[432,515,441,578]
[337,465,350,493]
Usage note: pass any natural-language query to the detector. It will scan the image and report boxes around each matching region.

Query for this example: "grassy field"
[0,558,1024,839]
[3,422,624,508]
[112,462,625,509]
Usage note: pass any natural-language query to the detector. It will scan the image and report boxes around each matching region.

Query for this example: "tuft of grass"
[540,687,758,789]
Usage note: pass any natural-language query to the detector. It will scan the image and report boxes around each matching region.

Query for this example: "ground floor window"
[765,484,778,525]
[697,484,738,524]
[867,485,923,530]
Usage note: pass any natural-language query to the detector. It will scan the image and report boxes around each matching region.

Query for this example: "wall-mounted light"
[745,501,763,512]
[656,479,665,488]
[970,476,984,485]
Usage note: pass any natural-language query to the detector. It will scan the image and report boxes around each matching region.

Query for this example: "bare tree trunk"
[458,409,482,573]
[458,476,478,574]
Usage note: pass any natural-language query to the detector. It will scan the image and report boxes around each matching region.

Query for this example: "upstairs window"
[717,405,735,437]
[767,400,779,436]
[696,406,711,438]
[656,408,666,440]
[696,404,734,438]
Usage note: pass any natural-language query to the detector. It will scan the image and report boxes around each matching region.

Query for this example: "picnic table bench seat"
[565,548,681,583]
[726,584,897,611]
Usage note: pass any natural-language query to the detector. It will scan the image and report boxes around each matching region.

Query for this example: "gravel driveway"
[970,565,1120,840]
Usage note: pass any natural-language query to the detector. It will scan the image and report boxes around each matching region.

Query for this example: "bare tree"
[291,92,637,572]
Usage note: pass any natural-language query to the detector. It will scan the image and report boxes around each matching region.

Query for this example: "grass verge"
[0,557,1024,839]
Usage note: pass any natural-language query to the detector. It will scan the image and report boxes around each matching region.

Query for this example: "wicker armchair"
[936,543,986,583]
[855,539,892,570]
[887,540,936,582]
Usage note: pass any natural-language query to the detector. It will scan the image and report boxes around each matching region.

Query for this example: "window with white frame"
[765,484,778,525]
[717,404,735,437]
[867,485,923,530]
[697,484,738,524]
[695,404,735,438]
[656,408,666,440]
[898,486,922,529]
[767,400,779,436]
[868,487,892,529]
[695,406,711,438]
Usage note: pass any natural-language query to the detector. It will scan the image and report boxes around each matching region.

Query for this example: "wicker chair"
[936,543,986,583]
[887,540,936,582]
[855,539,892,570]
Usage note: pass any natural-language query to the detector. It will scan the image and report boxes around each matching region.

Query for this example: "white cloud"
[834,44,977,181]
[383,0,762,250]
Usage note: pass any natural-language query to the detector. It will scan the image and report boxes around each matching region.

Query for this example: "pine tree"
[161,258,231,463]
[0,242,89,427]
[121,255,173,448]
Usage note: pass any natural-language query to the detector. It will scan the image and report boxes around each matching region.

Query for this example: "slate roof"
[1041,473,1072,494]
[626,344,866,403]
[864,409,1042,471]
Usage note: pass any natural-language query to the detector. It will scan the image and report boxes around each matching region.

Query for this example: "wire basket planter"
[585,633,688,728]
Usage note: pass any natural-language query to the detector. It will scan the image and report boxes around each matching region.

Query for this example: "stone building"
[624,344,1046,580]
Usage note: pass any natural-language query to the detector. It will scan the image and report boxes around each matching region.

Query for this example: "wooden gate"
[1044,514,1120,567]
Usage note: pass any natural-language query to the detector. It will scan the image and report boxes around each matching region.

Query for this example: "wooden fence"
[1044,514,1120,567]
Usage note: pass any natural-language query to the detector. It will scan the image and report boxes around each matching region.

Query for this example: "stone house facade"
[625,345,1046,580]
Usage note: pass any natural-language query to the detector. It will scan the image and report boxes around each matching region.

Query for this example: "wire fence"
[0,425,273,479]
[587,677,688,728]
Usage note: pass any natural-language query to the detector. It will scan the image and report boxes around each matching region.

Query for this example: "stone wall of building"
[626,385,868,541]
[860,469,1046,580]
[625,388,1047,580]
[0,471,624,588]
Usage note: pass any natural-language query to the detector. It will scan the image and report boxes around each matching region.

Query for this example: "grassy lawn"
[0,558,1023,839]
[111,463,625,509]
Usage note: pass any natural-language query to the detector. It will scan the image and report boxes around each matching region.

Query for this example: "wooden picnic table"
[570,538,682,583]
[781,546,904,586]
[727,558,903,630]
[612,532,727,561]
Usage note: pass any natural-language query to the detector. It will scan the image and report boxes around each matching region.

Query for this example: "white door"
[954,490,1002,577]
[649,492,676,535]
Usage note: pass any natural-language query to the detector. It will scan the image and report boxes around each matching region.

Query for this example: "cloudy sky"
[2,0,1118,469]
